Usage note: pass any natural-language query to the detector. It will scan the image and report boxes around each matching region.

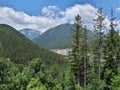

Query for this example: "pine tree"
[101,8,120,90]
[70,14,83,85]
[70,15,88,88]
[83,26,88,89]
[93,8,106,82]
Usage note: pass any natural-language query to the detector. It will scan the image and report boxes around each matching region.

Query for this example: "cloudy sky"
[0,0,120,32]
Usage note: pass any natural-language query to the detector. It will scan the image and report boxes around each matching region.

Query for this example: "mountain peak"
[19,28,41,40]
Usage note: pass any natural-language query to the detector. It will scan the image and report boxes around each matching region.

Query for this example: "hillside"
[0,24,67,67]
[19,28,41,40]
[33,24,94,49]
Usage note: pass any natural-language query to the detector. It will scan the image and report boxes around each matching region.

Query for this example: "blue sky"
[0,0,83,15]
[0,0,93,15]
[0,0,119,16]
[0,0,120,32]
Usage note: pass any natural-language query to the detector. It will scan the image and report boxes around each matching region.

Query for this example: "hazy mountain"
[33,24,94,49]
[19,28,41,40]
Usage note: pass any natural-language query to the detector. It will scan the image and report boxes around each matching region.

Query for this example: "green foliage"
[75,84,83,90]
[111,68,120,90]
[16,58,47,89]
[111,76,120,90]
[0,43,4,57]
[87,74,105,90]
[102,22,120,89]
[27,78,47,90]
[86,59,105,90]
[29,58,44,75]
[0,58,19,90]
[61,68,76,90]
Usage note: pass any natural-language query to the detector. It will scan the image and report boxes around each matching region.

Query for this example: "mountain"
[0,24,66,66]
[33,24,94,49]
[33,24,72,49]
[19,28,41,40]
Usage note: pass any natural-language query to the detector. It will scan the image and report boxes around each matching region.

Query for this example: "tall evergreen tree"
[83,26,88,89]
[93,8,106,82]
[70,15,88,88]
[70,14,83,85]
[102,8,120,90]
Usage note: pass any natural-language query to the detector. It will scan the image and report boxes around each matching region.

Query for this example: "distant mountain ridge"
[33,24,94,49]
[19,28,41,40]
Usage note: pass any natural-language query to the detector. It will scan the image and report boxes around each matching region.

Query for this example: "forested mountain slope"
[0,24,67,67]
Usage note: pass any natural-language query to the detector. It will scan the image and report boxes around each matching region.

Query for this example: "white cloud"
[116,7,120,13]
[63,4,97,24]
[0,4,102,33]
[116,20,120,30]
[0,6,67,33]
[42,6,63,18]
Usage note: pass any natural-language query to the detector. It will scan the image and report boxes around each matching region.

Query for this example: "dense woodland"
[1,8,120,90]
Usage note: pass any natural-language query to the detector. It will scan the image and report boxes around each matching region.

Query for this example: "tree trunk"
[98,30,102,81]
[83,27,87,89]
